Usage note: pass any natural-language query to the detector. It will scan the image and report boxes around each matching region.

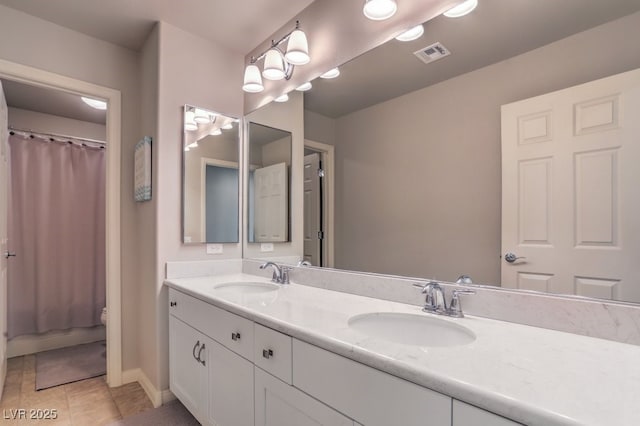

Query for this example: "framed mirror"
[182,104,240,244]
[246,122,292,243]
[243,0,640,304]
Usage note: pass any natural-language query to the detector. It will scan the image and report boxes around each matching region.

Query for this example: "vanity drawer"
[292,339,451,426]
[254,323,293,384]
[168,288,254,360]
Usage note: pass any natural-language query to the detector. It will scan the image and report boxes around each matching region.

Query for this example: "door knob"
[504,252,526,263]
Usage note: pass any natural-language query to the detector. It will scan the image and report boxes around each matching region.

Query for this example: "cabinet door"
[452,400,522,426]
[255,367,353,426]
[169,316,208,421]
[207,337,254,426]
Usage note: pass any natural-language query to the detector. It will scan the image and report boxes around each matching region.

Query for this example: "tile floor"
[0,355,154,425]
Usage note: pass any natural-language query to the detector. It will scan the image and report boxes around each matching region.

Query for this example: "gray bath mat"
[35,340,106,390]
[107,400,199,426]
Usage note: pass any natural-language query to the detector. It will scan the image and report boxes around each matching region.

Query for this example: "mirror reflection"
[182,105,239,244]
[247,122,292,243]
[246,0,640,303]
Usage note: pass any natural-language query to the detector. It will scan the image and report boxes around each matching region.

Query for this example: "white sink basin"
[348,312,476,348]
[214,281,280,293]
[212,281,280,306]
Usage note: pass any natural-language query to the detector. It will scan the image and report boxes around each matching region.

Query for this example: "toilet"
[100,307,107,326]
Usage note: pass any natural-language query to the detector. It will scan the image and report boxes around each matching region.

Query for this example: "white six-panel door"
[501,68,640,302]
[254,162,288,242]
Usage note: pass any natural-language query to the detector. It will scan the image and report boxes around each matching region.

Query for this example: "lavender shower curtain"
[7,134,106,338]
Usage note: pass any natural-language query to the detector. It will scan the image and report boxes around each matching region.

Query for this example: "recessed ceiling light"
[363,0,397,21]
[443,0,478,18]
[296,82,312,91]
[320,68,340,79]
[81,96,107,110]
[275,94,289,103]
[396,24,424,42]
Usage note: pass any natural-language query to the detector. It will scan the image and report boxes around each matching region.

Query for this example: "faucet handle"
[280,266,292,284]
[448,289,476,318]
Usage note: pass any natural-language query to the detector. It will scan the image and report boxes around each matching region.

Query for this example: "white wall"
[330,11,640,285]
[0,5,140,371]
[149,21,244,392]
[7,107,106,141]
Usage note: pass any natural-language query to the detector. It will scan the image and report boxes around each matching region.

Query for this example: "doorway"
[303,140,334,267]
[0,59,122,388]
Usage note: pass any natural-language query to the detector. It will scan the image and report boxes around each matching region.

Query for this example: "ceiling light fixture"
[296,82,312,91]
[243,21,310,93]
[81,96,107,110]
[396,24,424,41]
[363,0,397,21]
[443,0,478,18]
[320,68,340,79]
[274,94,289,103]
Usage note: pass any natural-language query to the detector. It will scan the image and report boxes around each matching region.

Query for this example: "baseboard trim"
[121,368,170,408]
[7,327,106,358]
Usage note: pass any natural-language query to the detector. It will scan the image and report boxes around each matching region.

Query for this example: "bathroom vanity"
[165,272,640,426]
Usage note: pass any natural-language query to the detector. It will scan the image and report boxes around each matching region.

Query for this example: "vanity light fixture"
[193,108,212,124]
[296,81,312,91]
[209,128,222,136]
[396,24,424,41]
[81,96,107,110]
[443,0,478,18]
[242,21,310,93]
[320,67,340,79]
[363,0,397,21]
[184,110,198,131]
[274,94,289,103]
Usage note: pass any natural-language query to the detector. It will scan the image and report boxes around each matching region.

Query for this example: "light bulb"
[443,0,478,18]
[320,68,340,79]
[296,82,312,91]
[285,29,310,65]
[263,49,286,80]
[396,24,424,42]
[242,64,264,93]
[363,0,397,21]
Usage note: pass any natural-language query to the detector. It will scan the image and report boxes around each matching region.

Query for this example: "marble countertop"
[165,273,640,426]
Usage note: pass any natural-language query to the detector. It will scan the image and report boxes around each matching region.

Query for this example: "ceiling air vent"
[414,42,451,64]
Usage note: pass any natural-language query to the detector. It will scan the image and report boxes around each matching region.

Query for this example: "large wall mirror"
[247,122,292,243]
[244,0,640,303]
[183,104,240,244]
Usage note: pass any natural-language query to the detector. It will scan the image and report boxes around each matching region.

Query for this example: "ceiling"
[0,0,315,53]
[305,0,640,118]
[2,79,107,124]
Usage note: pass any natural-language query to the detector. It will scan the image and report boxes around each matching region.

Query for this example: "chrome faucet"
[259,261,291,284]
[413,282,475,317]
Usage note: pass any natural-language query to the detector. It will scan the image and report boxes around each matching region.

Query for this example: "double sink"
[211,281,476,348]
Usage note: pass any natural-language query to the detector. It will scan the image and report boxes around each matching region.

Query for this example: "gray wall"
[327,11,640,285]
[7,107,106,141]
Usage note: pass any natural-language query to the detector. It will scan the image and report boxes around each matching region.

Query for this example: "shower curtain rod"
[8,127,106,146]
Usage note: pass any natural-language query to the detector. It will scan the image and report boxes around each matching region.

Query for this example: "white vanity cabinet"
[169,289,254,426]
[255,367,354,426]
[292,339,452,426]
[168,316,208,424]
